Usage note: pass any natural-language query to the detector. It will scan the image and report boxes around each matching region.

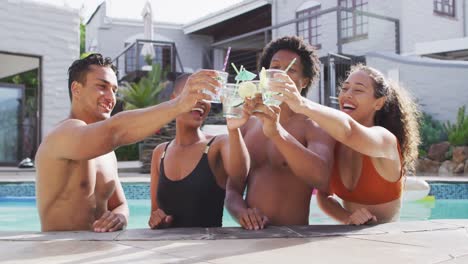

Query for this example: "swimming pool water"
[1,196,468,231]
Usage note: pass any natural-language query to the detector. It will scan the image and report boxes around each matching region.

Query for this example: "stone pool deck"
[0,220,467,263]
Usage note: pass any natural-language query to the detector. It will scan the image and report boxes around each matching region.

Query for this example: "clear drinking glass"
[221,81,261,118]
[262,69,285,106]
[221,83,244,118]
[204,71,228,103]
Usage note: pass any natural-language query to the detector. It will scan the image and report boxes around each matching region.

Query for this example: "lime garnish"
[259,67,267,89]
[238,81,257,98]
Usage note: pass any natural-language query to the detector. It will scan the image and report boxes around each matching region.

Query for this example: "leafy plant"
[443,105,468,146]
[80,21,86,56]
[115,144,139,161]
[419,112,447,154]
[119,63,164,110]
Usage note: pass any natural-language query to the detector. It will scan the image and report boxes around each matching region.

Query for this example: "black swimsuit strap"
[204,136,217,154]
[162,137,216,159]
[161,140,173,160]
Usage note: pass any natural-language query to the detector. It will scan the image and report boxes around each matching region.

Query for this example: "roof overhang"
[0,53,40,79]
[413,37,468,60]
[183,0,269,34]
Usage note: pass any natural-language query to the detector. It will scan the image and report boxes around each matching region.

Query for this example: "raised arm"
[219,129,250,181]
[270,74,399,161]
[297,100,399,160]
[224,105,267,230]
[273,122,334,191]
[48,70,220,161]
[252,104,334,191]
[220,107,253,182]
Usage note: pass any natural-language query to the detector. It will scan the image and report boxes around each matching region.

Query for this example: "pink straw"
[222,47,231,72]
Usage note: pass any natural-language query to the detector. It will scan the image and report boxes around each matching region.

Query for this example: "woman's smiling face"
[339,70,385,125]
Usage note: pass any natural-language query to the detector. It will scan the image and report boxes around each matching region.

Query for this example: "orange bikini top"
[329,145,403,205]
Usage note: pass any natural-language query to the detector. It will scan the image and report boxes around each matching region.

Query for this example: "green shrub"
[418,148,427,158]
[419,112,447,154]
[119,63,164,110]
[445,146,453,160]
[115,143,140,161]
[443,106,468,146]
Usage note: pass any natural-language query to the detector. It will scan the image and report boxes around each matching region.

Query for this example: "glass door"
[0,83,24,165]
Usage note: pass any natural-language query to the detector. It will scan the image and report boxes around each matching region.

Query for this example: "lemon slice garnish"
[238,81,257,98]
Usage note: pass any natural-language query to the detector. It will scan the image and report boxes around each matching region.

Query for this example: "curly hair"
[67,53,117,101]
[348,64,421,175]
[258,36,320,97]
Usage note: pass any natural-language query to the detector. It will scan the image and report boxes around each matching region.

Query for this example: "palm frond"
[119,63,165,110]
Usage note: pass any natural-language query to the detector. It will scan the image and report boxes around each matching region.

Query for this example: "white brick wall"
[273,0,400,57]
[400,0,464,54]
[270,0,467,108]
[273,0,465,55]
[367,52,468,123]
[0,0,80,139]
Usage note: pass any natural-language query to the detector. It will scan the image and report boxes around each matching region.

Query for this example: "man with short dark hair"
[35,53,220,232]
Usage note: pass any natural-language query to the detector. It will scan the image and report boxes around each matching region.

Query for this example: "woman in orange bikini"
[269,64,420,225]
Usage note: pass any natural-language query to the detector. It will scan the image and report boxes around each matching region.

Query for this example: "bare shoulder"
[373,125,398,143]
[44,119,87,142]
[211,133,228,144]
[202,134,226,154]
[300,115,335,147]
[152,141,170,159]
[304,116,331,136]
[150,142,171,177]
[36,119,86,157]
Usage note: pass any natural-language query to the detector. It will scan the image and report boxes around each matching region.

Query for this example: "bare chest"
[78,152,117,199]
[244,121,306,170]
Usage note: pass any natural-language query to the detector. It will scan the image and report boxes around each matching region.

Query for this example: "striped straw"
[222,47,231,72]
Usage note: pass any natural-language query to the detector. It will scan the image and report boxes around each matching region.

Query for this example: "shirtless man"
[225,36,335,229]
[35,53,220,232]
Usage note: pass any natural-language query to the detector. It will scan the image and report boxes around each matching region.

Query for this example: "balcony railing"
[113,39,184,81]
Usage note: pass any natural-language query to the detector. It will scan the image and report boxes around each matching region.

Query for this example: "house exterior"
[2,1,463,166]
[85,1,213,76]
[182,0,468,122]
[0,0,80,165]
[85,0,468,123]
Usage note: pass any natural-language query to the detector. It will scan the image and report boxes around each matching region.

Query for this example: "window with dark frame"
[339,0,368,42]
[124,42,172,73]
[434,0,455,17]
[296,5,322,49]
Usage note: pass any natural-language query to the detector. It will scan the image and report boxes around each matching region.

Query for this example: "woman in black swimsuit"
[148,72,251,228]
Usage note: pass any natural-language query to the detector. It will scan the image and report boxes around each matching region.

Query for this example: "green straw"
[231,63,240,75]
[284,58,297,72]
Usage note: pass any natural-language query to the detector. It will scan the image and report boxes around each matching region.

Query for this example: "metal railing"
[210,6,400,53]
[112,39,184,81]
[208,6,399,106]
